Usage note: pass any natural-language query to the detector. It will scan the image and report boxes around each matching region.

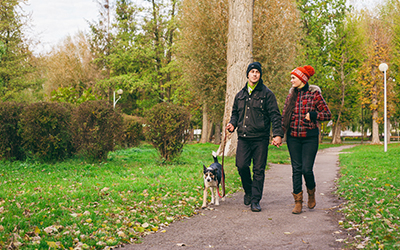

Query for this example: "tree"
[42,32,102,100]
[0,0,37,101]
[87,0,114,98]
[383,0,400,132]
[328,13,366,144]
[219,0,254,156]
[179,0,228,143]
[357,12,393,144]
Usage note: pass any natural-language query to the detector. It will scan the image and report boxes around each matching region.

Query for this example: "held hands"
[305,113,310,121]
[271,136,282,148]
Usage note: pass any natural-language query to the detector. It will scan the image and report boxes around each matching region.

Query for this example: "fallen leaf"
[0,225,4,232]
[44,226,58,235]
[177,243,186,246]
[117,231,127,238]
[284,232,291,235]
[46,241,59,248]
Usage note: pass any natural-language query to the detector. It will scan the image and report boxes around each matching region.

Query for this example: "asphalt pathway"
[118,145,354,250]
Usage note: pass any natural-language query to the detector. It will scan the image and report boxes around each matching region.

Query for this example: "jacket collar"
[299,82,309,92]
[242,78,264,92]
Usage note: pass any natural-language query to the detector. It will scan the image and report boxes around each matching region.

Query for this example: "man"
[226,61,283,212]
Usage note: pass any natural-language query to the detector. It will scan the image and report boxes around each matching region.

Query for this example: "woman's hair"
[282,88,299,132]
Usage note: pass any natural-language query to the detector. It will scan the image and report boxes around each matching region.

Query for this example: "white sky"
[23,0,99,54]
[23,0,382,54]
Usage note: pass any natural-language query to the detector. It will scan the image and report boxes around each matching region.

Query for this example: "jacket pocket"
[237,96,246,110]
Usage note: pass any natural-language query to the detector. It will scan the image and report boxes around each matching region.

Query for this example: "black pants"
[236,138,269,203]
[287,135,319,194]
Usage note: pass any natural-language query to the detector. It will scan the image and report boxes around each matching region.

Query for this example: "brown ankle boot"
[307,187,316,209]
[292,191,303,214]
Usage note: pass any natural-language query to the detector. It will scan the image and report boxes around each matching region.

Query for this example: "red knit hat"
[291,65,315,84]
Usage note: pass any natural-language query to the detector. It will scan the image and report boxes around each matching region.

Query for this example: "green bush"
[146,102,190,162]
[121,114,145,148]
[72,100,123,161]
[19,102,74,162]
[0,102,25,160]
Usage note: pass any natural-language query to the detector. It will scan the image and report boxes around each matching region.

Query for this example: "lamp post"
[113,89,123,108]
[379,63,388,152]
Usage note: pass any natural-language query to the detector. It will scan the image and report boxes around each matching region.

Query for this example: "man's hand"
[271,136,282,148]
[226,123,235,133]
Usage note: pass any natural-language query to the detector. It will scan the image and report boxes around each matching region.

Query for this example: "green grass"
[337,144,400,249]
[0,141,343,249]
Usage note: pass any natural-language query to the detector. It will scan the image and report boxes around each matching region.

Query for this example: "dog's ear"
[203,165,207,173]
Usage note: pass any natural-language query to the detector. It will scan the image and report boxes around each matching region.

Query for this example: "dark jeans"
[236,138,269,203]
[287,135,319,194]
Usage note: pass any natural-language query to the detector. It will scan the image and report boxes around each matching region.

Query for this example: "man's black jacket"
[229,79,284,139]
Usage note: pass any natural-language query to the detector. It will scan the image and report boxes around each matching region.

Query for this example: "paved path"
[118,145,354,250]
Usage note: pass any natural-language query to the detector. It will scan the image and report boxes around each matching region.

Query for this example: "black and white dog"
[202,152,224,209]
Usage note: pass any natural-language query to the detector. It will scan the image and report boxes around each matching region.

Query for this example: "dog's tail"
[212,151,218,163]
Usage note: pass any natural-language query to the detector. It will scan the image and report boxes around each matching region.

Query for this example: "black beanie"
[246,62,262,79]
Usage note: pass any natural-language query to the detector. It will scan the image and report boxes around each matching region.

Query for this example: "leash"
[217,130,228,198]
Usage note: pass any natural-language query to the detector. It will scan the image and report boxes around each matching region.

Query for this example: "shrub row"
[0,101,191,162]
[0,101,130,162]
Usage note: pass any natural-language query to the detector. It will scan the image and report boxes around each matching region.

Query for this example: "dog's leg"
[210,187,215,205]
[202,187,208,209]
[215,187,220,206]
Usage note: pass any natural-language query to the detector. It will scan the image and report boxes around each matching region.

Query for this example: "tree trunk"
[200,102,210,143]
[214,118,221,144]
[332,122,342,144]
[217,0,254,156]
[371,82,381,144]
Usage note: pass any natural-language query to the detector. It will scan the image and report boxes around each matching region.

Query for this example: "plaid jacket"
[282,83,331,137]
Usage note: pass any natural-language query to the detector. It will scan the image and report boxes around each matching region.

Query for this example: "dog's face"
[203,165,217,183]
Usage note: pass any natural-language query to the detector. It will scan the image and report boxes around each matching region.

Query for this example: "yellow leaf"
[34,226,40,234]
[47,241,59,249]
[86,218,92,223]
[151,227,158,232]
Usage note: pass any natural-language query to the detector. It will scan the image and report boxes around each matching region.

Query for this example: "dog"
[202,151,225,209]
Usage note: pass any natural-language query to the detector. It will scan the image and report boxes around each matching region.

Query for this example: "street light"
[379,63,388,152]
[113,89,123,108]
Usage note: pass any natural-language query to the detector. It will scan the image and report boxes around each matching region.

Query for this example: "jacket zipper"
[243,99,248,129]
[298,91,302,135]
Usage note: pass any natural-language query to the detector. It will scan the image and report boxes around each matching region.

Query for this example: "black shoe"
[244,194,252,206]
[251,202,261,212]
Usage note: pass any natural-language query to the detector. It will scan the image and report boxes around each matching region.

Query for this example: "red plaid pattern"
[283,86,331,137]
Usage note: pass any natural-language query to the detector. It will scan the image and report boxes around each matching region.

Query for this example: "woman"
[282,65,331,214]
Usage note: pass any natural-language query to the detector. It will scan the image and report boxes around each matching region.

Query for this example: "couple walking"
[226,62,331,213]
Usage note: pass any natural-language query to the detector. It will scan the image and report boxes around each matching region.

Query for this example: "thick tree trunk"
[332,122,342,144]
[217,0,254,156]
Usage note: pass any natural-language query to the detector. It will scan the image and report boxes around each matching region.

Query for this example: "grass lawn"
[337,143,400,249]
[0,141,345,249]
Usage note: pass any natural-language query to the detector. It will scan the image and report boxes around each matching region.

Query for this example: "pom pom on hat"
[291,65,315,84]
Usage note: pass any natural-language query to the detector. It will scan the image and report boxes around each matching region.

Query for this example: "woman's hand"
[305,113,310,121]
